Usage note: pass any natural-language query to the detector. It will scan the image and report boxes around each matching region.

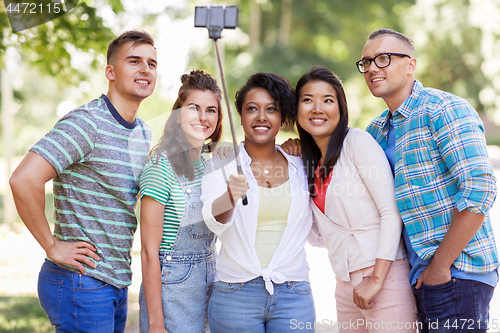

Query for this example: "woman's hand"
[212,145,234,159]
[352,259,392,310]
[352,276,384,310]
[280,138,301,157]
[212,172,248,224]
[227,173,248,206]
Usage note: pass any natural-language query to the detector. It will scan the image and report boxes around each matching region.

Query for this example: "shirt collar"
[378,80,422,133]
[394,80,423,119]
[101,94,138,129]
[373,109,391,140]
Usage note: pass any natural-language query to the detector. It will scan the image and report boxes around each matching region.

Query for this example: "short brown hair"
[107,30,155,65]
[368,29,414,56]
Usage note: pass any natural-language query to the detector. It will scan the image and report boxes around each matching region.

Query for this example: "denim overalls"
[139,174,216,333]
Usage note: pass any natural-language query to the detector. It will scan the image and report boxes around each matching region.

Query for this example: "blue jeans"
[208,277,316,333]
[38,259,128,333]
[412,278,494,333]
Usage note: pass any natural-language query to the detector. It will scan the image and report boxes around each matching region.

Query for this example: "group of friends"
[9,27,498,333]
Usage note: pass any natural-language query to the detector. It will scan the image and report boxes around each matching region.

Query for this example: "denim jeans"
[139,176,216,333]
[208,277,316,333]
[412,278,494,333]
[38,259,128,333]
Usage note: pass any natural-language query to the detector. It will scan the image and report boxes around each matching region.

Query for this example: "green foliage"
[0,1,120,155]
[2,0,499,147]
[401,0,500,142]
[189,0,416,134]
[105,0,125,14]
[223,0,414,81]
[10,2,115,85]
[405,0,491,113]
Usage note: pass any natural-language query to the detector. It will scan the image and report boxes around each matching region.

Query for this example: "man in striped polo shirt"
[10,30,157,332]
[359,29,498,332]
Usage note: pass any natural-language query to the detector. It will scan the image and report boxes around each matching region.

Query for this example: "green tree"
[402,0,500,143]
[1,0,125,81]
[189,0,415,133]
[0,0,124,226]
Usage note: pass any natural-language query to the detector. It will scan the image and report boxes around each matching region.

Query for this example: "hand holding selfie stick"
[195,6,248,205]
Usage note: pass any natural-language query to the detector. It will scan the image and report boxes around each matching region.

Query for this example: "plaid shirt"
[366,80,498,274]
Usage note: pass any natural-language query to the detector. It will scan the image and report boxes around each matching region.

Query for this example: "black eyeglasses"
[356,53,411,73]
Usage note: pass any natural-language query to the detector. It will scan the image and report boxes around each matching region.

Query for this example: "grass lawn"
[0,295,53,333]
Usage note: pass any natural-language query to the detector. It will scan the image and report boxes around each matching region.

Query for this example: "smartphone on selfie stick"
[195,6,248,206]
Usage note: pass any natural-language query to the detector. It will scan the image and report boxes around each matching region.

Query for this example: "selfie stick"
[195,6,248,205]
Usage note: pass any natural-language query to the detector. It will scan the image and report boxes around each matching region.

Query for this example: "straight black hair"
[295,65,349,196]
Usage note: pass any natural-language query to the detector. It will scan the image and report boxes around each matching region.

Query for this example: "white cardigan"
[313,128,406,282]
[201,143,322,294]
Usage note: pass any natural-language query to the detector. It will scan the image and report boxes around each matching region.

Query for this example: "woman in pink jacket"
[291,65,416,332]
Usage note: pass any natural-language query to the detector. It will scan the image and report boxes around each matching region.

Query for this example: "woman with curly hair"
[139,70,223,333]
[201,72,321,333]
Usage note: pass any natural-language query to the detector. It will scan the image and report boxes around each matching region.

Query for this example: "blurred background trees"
[1,0,500,225]
[2,0,500,151]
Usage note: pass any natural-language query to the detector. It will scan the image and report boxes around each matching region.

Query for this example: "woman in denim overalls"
[138,70,224,333]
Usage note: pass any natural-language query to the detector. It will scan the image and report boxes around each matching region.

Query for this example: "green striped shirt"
[140,154,205,251]
[31,95,151,288]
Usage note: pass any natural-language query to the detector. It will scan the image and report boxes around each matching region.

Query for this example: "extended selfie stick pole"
[212,39,248,206]
[195,5,247,205]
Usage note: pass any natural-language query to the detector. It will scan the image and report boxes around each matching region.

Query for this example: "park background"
[1,0,500,332]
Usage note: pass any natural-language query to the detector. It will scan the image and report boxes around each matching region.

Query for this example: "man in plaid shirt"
[358,29,498,332]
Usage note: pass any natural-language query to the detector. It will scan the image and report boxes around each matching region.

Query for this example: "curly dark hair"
[150,69,223,180]
[295,65,349,196]
[235,72,296,127]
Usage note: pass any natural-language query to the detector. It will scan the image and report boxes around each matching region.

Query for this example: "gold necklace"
[251,150,278,188]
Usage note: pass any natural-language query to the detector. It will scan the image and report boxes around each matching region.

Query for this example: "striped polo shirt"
[31,95,151,288]
[139,154,205,252]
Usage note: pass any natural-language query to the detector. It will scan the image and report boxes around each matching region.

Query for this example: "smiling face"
[179,89,219,147]
[362,36,416,112]
[106,41,157,102]
[241,87,282,147]
[297,80,340,152]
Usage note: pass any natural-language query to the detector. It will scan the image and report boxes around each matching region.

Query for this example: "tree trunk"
[279,0,292,48]
[249,0,261,51]
[2,67,17,228]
